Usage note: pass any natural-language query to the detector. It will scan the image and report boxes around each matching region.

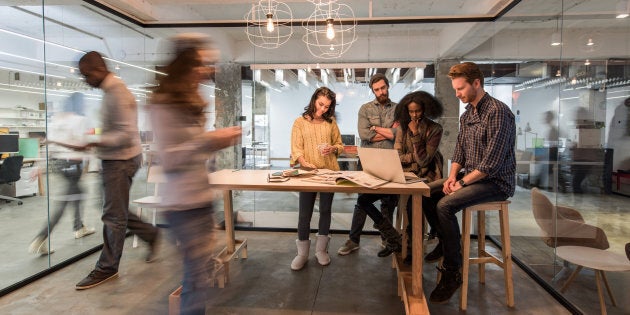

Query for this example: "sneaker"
[75,270,118,290]
[145,230,160,263]
[424,242,443,263]
[29,237,54,255]
[377,241,401,257]
[429,267,462,304]
[337,239,359,255]
[74,226,96,239]
[377,247,394,257]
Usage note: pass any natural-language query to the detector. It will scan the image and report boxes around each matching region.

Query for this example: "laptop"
[357,147,425,184]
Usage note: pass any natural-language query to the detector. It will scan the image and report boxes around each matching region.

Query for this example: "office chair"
[531,187,609,250]
[531,187,609,284]
[0,155,24,205]
[132,165,165,247]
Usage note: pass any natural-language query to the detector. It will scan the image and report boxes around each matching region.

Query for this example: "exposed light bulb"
[266,13,274,32]
[329,44,334,51]
[326,18,335,40]
[587,38,594,46]
[584,59,591,66]
[556,70,561,77]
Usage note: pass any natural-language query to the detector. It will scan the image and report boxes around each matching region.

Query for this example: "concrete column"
[252,82,267,144]
[434,59,461,175]
[214,62,242,170]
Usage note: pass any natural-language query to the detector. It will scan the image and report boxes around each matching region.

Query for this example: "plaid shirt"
[452,92,516,196]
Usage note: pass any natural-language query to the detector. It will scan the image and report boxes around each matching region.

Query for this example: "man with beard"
[337,73,401,257]
[423,62,515,304]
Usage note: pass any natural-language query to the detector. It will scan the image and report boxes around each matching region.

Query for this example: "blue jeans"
[297,192,333,240]
[95,155,157,273]
[423,178,508,270]
[165,206,215,315]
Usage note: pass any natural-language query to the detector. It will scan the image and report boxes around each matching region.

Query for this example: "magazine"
[302,171,389,189]
[267,168,318,182]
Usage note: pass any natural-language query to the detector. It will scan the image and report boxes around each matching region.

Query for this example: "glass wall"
[0,0,156,293]
[490,1,630,314]
[0,1,628,313]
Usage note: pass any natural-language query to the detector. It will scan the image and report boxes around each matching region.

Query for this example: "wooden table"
[208,169,431,314]
[556,246,630,315]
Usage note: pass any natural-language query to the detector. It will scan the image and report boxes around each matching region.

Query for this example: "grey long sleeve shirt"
[96,74,142,160]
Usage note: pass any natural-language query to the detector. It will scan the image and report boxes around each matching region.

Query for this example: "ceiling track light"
[550,31,562,46]
[616,0,630,18]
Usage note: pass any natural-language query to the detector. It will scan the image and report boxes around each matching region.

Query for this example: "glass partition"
[492,1,630,314]
[0,0,155,293]
[0,1,48,289]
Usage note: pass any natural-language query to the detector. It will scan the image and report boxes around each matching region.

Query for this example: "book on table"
[267,168,317,182]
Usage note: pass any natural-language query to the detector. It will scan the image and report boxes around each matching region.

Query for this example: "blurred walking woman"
[394,91,444,264]
[149,34,241,315]
[290,87,344,270]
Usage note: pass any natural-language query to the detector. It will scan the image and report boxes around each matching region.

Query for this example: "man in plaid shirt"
[424,62,516,304]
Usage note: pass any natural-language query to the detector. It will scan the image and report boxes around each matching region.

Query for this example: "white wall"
[266,81,435,160]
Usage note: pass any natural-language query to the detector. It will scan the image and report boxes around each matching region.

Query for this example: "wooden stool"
[460,200,514,310]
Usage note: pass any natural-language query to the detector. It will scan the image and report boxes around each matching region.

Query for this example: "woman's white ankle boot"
[291,239,310,270]
[315,234,331,266]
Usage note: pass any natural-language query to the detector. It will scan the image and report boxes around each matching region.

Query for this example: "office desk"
[516,160,605,192]
[208,169,430,314]
[0,157,45,197]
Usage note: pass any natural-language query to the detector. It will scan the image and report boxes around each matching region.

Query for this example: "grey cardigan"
[149,102,220,211]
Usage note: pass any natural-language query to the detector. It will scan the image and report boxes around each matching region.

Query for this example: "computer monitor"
[341,134,355,145]
[0,134,19,153]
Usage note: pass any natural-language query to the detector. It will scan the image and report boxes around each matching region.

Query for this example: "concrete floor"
[0,230,571,315]
[0,165,629,314]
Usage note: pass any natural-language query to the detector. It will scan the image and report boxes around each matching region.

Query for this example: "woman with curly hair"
[394,91,444,264]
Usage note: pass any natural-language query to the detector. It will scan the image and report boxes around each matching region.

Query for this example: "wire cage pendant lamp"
[302,0,357,59]
[245,0,293,49]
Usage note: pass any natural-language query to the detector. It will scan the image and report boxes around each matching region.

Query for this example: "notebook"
[357,147,426,184]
